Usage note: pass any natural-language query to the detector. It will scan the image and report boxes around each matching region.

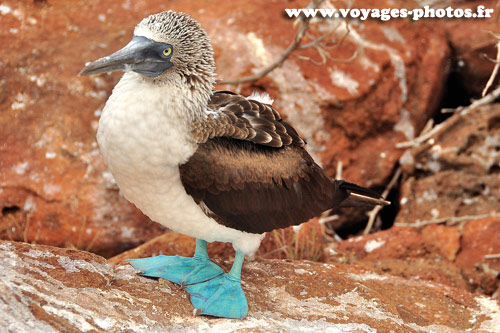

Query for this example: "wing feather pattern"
[190,92,305,148]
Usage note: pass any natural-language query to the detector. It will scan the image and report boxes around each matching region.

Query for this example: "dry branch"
[217,20,311,85]
[217,0,355,85]
[482,32,500,97]
[363,167,402,235]
[396,83,500,149]
[394,212,500,228]
[217,0,323,85]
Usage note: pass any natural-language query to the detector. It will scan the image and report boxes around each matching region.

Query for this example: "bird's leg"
[185,251,248,319]
[127,239,223,286]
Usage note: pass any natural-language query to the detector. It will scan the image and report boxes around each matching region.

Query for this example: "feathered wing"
[180,92,388,234]
[190,91,305,148]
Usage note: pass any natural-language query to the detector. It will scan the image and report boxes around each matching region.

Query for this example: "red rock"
[331,218,500,297]
[394,104,500,297]
[456,217,500,295]
[421,224,460,261]
[3,240,499,331]
[330,227,469,290]
[0,0,459,255]
[334,227,436,261]
[439,0,500,96]
[397,104,500,226]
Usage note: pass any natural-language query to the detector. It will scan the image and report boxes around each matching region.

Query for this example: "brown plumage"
[191,92,304,147]
[180,92,389,234]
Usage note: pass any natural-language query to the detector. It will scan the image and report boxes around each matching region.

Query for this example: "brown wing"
[190,92,305,148]
[180,92,335,234]
[179,137,335,234]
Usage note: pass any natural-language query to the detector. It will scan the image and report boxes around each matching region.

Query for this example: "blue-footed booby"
[80,10,389,319]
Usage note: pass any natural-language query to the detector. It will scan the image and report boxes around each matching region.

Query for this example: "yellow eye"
[162,47,172,57]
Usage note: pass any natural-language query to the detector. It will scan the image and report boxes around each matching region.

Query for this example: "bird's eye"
[162,47,172,57]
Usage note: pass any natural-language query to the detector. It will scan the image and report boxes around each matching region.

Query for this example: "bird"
[80,10,389,319]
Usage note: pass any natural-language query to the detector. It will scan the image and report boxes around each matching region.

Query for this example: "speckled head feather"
[134,11,216,91]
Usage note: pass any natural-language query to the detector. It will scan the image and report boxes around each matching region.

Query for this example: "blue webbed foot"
[186,273,248,319]
[129,240,250,319]
[127,255,223,285]
[185,250,248,319]
[127,239,223,286]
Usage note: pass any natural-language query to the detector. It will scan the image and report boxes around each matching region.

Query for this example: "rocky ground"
[2,240,500,332]
[1,0,500,331]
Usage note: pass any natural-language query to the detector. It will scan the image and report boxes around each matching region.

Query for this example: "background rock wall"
[3,0,496,256]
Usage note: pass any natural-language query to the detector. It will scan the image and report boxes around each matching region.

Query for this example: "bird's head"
[80,11,216,90]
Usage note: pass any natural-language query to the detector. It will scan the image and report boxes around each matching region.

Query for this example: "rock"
[331,219,500,300]
[393,103,500,297]
[455,217,500,296]
[397,103,500,226]
[439,0,500,97]
[2,240,500,332]
[421,224,461,262]
[330,226,469,290]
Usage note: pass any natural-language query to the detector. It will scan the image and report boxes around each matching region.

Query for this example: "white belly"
[96,74,263,254]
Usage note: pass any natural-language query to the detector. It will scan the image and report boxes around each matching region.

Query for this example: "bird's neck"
[118,71,212,124]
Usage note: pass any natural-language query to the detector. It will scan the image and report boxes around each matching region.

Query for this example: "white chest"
[98,75,195,177]
[97,74,196,219]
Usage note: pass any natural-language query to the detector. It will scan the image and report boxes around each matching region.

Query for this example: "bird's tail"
[332,180,390,208]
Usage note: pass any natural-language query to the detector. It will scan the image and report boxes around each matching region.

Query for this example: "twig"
[218,0,323,85]
[85,230,101,252]
[295,19,357,66]
[396,120,445,148]
[33,226,41,245]
[482,33,500,97]
[363,167,402,235]
[318,214,339,224]
[299,22,340,50]
[76,216,87,250]
[335,160,343,180]
[397,84,500,149]
[23,212,32,243]
[485,253,500,259]
[218,22,309,85]
[260,245,289,259]
[395,212,500,228]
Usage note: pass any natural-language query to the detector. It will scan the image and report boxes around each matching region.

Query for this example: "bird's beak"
[79,36,173,78]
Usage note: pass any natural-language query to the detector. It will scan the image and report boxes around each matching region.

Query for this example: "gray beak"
[79,36,174,78]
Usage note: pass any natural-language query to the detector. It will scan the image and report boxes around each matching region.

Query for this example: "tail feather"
[333,180,390,208]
